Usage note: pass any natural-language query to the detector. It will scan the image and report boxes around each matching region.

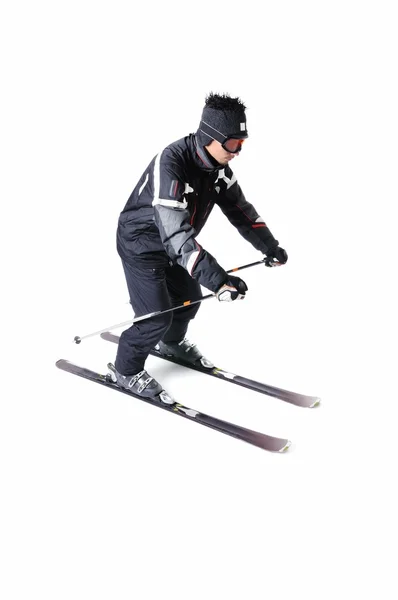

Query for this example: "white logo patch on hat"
[240,122,246,131]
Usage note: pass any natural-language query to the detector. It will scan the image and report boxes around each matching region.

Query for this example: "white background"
[1,1,397,598]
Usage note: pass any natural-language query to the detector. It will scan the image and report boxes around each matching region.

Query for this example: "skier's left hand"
[264,246,288,267]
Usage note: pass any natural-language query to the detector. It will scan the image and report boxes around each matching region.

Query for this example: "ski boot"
[156,338,214,369]
[107,363,175,405]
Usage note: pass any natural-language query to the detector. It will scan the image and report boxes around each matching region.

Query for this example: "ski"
[100,331,320,408]
[56,359,291,453]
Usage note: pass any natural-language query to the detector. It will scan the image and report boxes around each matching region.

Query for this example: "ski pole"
[73,257,279,344]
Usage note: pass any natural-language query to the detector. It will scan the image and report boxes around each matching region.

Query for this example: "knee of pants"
[125,311,173,343]
[150,311,173,337]
[173,301,201,322]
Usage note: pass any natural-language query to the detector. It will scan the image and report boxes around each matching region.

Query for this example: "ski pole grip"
[264,257,281,267]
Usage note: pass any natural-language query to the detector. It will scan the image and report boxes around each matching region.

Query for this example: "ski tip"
[309,397,321,408]
[279,440,292,453]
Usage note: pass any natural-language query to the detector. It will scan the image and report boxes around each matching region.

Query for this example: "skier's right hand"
[216,276,248,302]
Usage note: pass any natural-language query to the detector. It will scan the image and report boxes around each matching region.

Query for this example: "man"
[114,92,287,402]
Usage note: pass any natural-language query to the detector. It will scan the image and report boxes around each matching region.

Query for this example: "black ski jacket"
[117,134,279,293]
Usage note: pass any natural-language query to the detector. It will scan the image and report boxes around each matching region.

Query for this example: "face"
[205,140,243,165]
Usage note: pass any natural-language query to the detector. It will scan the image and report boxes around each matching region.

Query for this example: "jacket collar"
[189,134,221,173]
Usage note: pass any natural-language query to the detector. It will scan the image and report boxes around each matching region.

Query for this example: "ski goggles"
[221,137,246,154]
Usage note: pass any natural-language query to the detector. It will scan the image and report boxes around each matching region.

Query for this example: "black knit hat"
[196,93,248,148]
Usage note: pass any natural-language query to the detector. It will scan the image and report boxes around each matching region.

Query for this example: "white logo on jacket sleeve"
[152,152,189,210]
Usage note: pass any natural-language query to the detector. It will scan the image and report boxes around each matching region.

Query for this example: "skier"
[114,92,288,402]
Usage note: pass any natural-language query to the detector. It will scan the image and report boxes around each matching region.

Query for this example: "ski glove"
[265,246,288,267]
[216,275,248,302]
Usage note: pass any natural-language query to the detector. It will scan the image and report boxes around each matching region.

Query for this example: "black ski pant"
[115,260,202,375]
